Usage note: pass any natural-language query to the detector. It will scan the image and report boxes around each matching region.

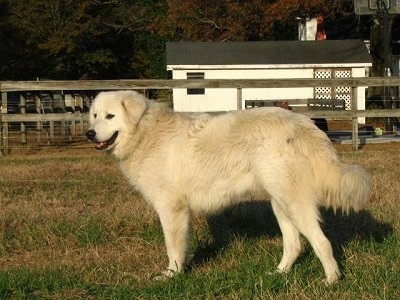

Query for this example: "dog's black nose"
[86,129,96,141]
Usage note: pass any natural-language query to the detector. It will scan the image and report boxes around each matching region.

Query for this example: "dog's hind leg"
[278,199,340,284]
[270,200,301,273]
[157,204,191,278]
[258,158,340,283]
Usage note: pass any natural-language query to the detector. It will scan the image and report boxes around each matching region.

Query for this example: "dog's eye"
[106,114,115,119]
[93,113,97,119]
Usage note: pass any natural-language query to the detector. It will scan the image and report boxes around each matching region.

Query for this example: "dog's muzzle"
[86,129,119,150]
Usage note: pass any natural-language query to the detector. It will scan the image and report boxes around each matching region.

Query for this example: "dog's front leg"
[157,204,191,277]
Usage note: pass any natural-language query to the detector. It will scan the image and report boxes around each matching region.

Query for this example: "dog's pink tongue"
[95,141,107,150]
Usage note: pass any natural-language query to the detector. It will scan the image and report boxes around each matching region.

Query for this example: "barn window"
[187,72,205,95]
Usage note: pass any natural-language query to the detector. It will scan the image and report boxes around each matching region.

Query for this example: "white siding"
[171,66,369,115]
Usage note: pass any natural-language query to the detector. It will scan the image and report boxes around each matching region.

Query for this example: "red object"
[316,15,326,40]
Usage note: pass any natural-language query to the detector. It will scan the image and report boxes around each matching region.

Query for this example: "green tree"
[8,0,96,79]
[0,0,45,80]
[3,0,166,79]
[95,0,168,78]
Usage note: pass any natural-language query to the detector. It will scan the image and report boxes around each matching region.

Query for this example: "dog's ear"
[122,92,147,125]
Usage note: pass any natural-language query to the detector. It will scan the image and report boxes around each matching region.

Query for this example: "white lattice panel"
[334,70,351,78]
[334,69,352,109]
[314,69,332,79]
[335,86,351,94]
[315,87,332,99]
[314,68,352,110]
[314,69,332,99]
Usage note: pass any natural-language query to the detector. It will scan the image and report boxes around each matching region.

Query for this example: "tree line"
[0,0,392,81]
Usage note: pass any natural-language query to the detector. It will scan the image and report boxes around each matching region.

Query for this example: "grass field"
[1,143,399,299]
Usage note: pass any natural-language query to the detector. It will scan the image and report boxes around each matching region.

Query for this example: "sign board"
[354,0,400,15]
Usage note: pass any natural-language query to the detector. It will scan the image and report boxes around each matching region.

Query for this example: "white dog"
[86,90,370,283]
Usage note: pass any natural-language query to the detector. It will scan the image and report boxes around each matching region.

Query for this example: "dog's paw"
[153,269,177,281]
[324,272,341,285]
[265,268,286,276]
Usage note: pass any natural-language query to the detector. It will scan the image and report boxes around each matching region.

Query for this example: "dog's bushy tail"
[323,163,371,214]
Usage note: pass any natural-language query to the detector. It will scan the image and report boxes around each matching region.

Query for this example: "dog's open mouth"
[95,131,119,150]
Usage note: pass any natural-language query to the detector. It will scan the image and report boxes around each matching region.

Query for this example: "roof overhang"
[167,63,372,71]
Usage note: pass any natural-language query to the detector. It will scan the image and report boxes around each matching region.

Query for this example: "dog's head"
[86,90,147,152]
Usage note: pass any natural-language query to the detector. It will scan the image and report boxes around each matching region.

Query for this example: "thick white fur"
[87,90,370,283]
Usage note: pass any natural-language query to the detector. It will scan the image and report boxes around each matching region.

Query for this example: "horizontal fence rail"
[1,113,86,123]
[2,77,400,91]
[2,77,400,154]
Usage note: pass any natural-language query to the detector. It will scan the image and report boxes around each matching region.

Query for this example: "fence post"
[237,88,242,110]
[0,113,2,154]
[49,121,55,140]
[20,93,27,144]
[351,86,358,151]
[36,120,41,143]
[1,91,8,155]
[1,115,9,156]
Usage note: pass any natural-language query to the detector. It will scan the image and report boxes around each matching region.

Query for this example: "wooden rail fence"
[2,77,400,154]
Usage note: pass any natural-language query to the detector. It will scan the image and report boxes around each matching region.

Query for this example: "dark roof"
[166,40,371,66]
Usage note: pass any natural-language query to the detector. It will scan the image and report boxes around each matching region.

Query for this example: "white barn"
[166,40,372,113]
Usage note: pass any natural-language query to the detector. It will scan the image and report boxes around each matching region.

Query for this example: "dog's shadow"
[320,208,393,271]
[190,201,393,271]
